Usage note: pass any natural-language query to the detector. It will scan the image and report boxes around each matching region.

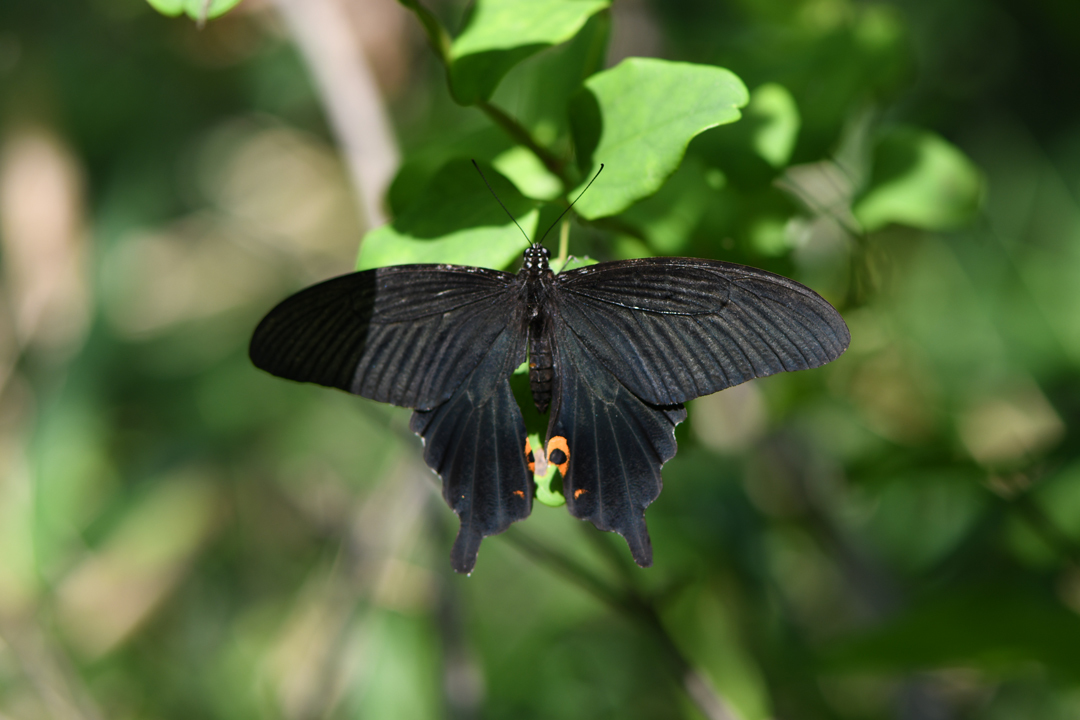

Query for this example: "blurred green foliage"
[2,0,1080,718]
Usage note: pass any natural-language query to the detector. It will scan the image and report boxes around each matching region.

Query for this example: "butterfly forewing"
[554,257,850,406]
[249,265,519,409]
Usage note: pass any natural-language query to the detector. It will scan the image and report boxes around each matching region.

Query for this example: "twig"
[395,0,569,188]
[476,101,569,185]
[395,0,452,66]
[0,618,104,720]
[271,0,400,231]
[197,0,212,28]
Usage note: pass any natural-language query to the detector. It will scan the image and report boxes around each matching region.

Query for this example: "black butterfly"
[249,238,849,574]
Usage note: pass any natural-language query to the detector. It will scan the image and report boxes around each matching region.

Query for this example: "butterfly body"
[523,245,557,413]
[250,243,849,574]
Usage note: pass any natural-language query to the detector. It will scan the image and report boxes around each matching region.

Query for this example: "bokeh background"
[3,0,1080,718]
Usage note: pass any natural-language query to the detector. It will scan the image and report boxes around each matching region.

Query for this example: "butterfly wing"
[547,321,686,567]
[554,257,850,406]
[249,265,520,409]
[250,264,531,573]
[547,257,847,564]
[410,326,532,574]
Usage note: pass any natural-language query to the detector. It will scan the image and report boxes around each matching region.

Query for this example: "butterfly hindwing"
[249,265,519,409]
[410,326,532,574]
[555,257,850,405]
[547,321,687,567]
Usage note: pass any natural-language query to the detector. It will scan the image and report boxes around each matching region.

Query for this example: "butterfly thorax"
[521,244,556,414]
[520,243,551,277]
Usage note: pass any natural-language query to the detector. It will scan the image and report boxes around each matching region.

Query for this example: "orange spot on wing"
[546,436,570,477]
[513,490,525,498]
[574,488,586,499]
[524,437,535,473]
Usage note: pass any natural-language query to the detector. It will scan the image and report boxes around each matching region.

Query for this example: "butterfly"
[249,234,850,573]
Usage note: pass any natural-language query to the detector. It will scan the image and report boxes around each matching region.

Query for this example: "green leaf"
[449,0,610,105]
[146,0,241,20]
[557,255,598,272]
[493,146,563,200]
[528,434,565,507]
[569,58,749,219]
[854,128,984,232]
[747,83,800,168]
[146,0,184,16]
[489,12,610,143]
[385,126,514,217]
[356,159,535,270]
[186,0,241,20]
[396,0,452,64]
[617,156,713,254]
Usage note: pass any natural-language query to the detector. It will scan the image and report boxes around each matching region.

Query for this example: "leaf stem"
[274,0,399,229]
[395,1,570,191]
[395,0,452,66]
[476,100,569,185]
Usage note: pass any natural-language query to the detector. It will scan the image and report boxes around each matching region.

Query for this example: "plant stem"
[396,0,452,66]
[274,0,399,229]
[476,100,569,185]
[396,0,570,190]
[556,220,570,266]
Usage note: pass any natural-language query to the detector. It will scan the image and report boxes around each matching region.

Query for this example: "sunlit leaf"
[356,158,535,269]
[489,12,610,142]
[449,0,610,104]
[145,0,184,16]
[145,0,242,20]
[493,146,563,200]
[557,255,598,271]
[747,83,800,168]
[855,128,984,231]
[569,58,748,219]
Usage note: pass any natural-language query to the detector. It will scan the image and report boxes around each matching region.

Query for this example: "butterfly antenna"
[537,163,604,246]
[471,159,531,243]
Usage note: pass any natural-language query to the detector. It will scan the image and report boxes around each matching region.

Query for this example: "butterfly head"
[522,244,551,276]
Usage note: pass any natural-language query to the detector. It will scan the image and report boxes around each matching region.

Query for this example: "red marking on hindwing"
[546,436,570,477]
[524,437,535,473]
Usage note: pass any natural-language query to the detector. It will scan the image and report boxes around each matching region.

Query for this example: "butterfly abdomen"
[528,325,554,414]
